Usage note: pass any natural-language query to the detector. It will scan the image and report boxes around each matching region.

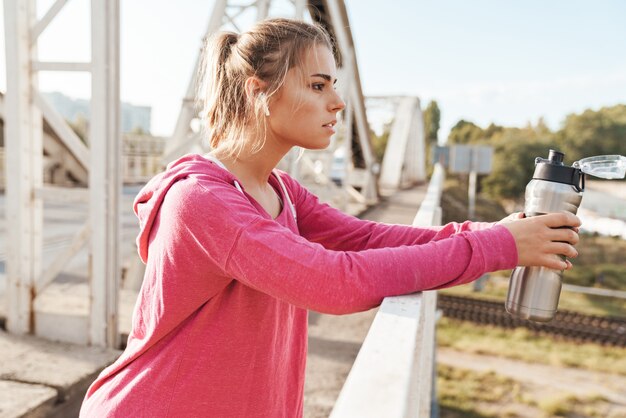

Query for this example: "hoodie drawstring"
[204,154,296,222]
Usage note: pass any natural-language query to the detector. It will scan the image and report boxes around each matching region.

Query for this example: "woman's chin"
[316,137,333,149]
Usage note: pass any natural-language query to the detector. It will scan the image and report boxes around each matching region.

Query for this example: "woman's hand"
[498,212,525,223]
[499,212,581,270]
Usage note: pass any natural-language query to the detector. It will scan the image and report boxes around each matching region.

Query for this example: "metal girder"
[379,96,426,190]
[4,0,43,335]
[89,0,121,348]
[3,0,121,348]
[164,0,378,211]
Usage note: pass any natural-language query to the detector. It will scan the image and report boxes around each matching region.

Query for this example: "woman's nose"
[330,91,346,112]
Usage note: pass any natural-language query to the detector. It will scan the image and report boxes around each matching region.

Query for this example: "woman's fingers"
[547,227,580,245]
[542,212,582,228]
[546,242,578,259]
[501,212,582,270]
[541,255,568,271]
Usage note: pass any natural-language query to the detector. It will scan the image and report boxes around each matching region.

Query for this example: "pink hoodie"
[80,154,517,417]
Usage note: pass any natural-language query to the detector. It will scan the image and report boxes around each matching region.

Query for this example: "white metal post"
[294,0,306,18]
[341,100,354,210]
[256,0,270,20]
[89,0,121,348]
[325,0,378,203]
[4,0,43,335]
[165,0,228,161]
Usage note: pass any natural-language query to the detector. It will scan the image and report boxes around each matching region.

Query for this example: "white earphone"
[258,93,270,117]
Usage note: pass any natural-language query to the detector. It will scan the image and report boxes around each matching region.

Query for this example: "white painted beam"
[34,91,90,169]
[89,0,121,348]
[30,0,70,42]
[31,61,91,72]
[256,0,270,20]
[5,0,43,335]
[35,186,90,203]
[294,0,306,18]
[37,223,90,294]
[166,0,228,160]
[380,97,416,189]
[323,1,378,203]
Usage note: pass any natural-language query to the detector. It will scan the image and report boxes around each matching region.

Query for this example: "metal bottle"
[505,150,584,322]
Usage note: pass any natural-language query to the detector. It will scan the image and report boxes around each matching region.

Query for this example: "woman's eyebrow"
[310,73,337,84]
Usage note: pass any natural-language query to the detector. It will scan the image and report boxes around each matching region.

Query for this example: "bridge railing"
[330,163,445,418]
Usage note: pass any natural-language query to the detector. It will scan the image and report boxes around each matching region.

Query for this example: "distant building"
[43,91,152,133]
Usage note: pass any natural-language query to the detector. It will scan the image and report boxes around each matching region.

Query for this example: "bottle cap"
[574,155,626,179]
[533,150,584,191]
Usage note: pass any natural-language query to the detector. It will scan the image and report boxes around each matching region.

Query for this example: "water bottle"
[505,151,626,322]
[505,150,584,322]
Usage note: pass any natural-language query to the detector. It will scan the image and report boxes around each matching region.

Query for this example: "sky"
[1,0,625,140]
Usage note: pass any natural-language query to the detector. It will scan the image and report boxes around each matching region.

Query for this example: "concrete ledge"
[0,330,120,417]
[329,164,444,418]
[0,381,57,418]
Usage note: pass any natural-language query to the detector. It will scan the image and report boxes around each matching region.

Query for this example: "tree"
[480,127,559,201]
[483,122,504,141]
[556,105,626,163]
[371,124,391,164]
[447,119,484,145]
[423,100,440,142]
[481,139,549,200]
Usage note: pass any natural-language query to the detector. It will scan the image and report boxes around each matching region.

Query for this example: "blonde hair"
[197,18,334,158]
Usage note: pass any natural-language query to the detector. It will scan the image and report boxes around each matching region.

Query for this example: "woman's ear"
[244,77,270,116]
[244,77,266,102]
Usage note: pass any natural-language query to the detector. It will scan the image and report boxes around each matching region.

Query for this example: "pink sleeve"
[177,177,518,315]
[283,173,499,251]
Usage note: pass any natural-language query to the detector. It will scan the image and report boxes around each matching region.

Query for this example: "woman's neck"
[213,136,290,190]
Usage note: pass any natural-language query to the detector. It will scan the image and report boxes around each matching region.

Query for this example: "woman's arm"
[166,178,518,315]
[281,172,495,251]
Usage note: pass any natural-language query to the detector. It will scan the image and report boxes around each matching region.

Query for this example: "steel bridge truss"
[4,0,120,347]
[164,0,379,210]
[3,0,378,348]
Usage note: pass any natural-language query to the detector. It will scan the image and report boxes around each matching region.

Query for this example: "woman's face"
[266,45,346,150]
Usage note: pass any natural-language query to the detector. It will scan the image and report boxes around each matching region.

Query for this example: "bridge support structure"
[4,0,121,348]
[163,0,378,211]
[377,96,426,190]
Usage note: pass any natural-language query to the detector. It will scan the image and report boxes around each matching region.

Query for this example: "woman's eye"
[312,83,324,91]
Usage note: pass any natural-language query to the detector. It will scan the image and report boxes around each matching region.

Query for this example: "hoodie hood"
[133,154,235,263]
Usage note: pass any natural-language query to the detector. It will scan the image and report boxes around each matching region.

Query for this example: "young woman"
[80,18,580,417]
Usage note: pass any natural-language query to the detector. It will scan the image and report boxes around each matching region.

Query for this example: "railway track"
[438,294,626,347]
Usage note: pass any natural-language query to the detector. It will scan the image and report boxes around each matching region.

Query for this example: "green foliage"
[538,393,610,418]
[447,119,484,144]
[445,120,560,202]
[441,178,508,223]
[563,265,596,287]
[423,100,441,142]
[371,127,390,163]
[437,317,626,375]
[557,104,626,163]
[446,105,626,201]
[565,235,626,289]
[483,122,504,140]
[480,137,556,200]
[423,100,441,174]
[438,364,521,418]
